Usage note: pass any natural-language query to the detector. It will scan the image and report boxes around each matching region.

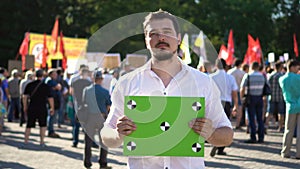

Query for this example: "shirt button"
[163,92,166,95]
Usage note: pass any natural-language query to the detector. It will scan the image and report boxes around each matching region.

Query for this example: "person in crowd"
[265,61,285,132]
[45,69,61,138]
[0,78,5,136]
[279,59,300,159]
[7,69,21,122]
[56,68,68,128]
[82,70,112,169]
[69,64,89,86]
[109,68,120,95]
[19,70,34,127]
[240,62,266,143]
[100,9,233,169]
[23,69,54,147]
[0,68,10,115]
[101,68,113,91]
[210,58,238,157]
[69,68,92,147]
[241,64,250,132]
[228,59,246,129]
[199,61,214,74]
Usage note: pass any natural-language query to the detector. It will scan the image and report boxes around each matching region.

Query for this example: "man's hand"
[189,118,215,140]
[50,109,55,116]
[116,116,136,136]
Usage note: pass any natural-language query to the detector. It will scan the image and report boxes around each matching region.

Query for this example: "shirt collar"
[141,57,190,75]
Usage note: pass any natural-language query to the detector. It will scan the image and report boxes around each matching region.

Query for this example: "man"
[82,70,112,169]
[228,59,245,129]
[279,59,300,159]
[45,69,61,138]
[265,61,285,132]
[209,58,238,156]
[8,69,21,122]
[0,68,10,112]
[101,10,233,168]
[19,70,34,127]
[70,68,92,147]
[240,62,265,143]
[23,69,54,146]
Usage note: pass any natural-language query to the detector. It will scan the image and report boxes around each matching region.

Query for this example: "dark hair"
[234,59,242,67]
[143,9,180,35]
[36,69,44,78]
[215,58,227,69]
[0,67,6,74]
[251,62,260,70]
[287,59,300,69]
[275,61,282,70]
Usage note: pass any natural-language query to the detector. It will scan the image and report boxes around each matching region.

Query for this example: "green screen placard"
[123,96,205,157]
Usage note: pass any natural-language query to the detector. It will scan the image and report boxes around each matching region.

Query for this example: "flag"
[218,44,228,61]
[51,18,59,53]
[294,33,299,57]
[42,33,48,68]
[243,34,261,65]
[60,31,67,70]
[255,38,263,64]
[194,30,207,60]
[19,32,30,70]
[179,33,191,64]
[227,29,235,65]
[194,31,207,69]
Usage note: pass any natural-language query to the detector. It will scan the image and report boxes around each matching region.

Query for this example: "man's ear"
[177,33,181,45]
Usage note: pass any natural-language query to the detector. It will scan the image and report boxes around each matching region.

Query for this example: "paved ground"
[0,120,299,169]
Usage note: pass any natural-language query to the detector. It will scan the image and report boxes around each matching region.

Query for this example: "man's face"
[50,71,58,80]
[145,18,180,61]
[290,65,300,73]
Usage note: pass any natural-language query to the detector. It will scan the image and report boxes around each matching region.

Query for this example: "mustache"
[155,42,170,48]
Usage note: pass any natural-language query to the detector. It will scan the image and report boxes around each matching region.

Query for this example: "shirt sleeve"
[104,80,124,129]
[230,75,238,91]
[205,77,232,129]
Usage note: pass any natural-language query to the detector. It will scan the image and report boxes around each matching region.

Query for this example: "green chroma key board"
[123,96,205,157]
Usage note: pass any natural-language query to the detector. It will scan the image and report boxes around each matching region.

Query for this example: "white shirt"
[105,58,232,169]
[210,69,238,102]
[102,74,113,91]
[227,67,245,90]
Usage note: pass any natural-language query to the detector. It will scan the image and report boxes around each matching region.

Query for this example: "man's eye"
[149,32,159,38]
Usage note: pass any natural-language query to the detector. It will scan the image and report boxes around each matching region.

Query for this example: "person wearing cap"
[7,69,21,122]
[19,70,35,127]
[23,69,55,146]
[279,59,300,159]
[45,68,62,138]
[82,69,112,169]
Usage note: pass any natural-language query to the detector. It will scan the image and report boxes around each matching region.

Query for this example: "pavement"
[0,119,299,169]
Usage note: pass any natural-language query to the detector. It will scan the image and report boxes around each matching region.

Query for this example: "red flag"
[294,33,299,57]
[51,18,59,53]
[243,34,261,65]
[42,33,49,68]
[19,32,30,70]
[60,31,67,70]
[227,29,235,65]
[218,44,228,61]
[255,38,262,64]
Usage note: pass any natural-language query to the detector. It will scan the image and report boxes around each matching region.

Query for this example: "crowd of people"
[0,9,299,169]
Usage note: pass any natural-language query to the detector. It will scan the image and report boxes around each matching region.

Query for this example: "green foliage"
[0,0,298,67]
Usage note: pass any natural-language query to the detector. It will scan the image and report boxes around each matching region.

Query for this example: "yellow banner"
[29,33,87,68]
